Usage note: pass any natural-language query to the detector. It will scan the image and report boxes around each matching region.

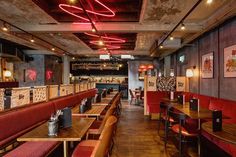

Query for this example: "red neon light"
[46,70,53,81]
[85,32,125,50]
[59,0,115,24]
[139,65,146,69]
[147,64,154,69]
[27,69,37,81]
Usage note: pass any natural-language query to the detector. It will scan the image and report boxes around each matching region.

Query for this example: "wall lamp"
[186,66,196,78]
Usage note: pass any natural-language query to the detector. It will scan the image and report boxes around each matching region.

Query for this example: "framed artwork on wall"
[224,45,236,78]
[201,52,214,78]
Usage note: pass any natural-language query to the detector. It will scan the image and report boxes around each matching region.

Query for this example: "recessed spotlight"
[92,28,96,32]
[98,40,104,46]
[104,47,107,50]
[119,64,123,68]
[170,36,174,40]
[2,23,8,32]
[51,48,55,51]
[160,45,163,49]
[72,57,75,60]
[103,64,106,67]
[206,0,213,4]
[181,23,185,30]
[69,0,76,3]
[30,36,35,43]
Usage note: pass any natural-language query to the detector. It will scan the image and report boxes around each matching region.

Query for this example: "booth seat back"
[0,101,55,148]
[147,91,168,113]
[52,89,97,110]
[182,92,193,102]
[192,94,211,109]
[53,95,76,110]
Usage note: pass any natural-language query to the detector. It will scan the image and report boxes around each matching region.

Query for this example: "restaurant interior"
[0,0,236,157]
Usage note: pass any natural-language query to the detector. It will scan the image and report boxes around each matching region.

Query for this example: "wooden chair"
[72,116,118,157]
[129,89,138,105]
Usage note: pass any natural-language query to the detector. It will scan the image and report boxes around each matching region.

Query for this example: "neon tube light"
[59,0,115,24]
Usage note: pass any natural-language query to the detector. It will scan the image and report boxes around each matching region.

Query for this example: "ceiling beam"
[19,22,203,33]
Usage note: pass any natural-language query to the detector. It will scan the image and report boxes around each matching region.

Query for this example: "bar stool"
[165,108,198,157]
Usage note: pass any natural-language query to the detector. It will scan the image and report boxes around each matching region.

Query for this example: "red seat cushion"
[4,141,59,157]
[72,140,98,157]
[171,124,198,137]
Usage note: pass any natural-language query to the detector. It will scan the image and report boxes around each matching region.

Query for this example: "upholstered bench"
[1,88,97,156]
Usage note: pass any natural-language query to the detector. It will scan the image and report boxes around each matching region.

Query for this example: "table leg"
[198,119,201,156]
[63,141,68,157]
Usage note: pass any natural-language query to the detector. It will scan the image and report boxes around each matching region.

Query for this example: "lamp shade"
[186,69,193,78]
[4,70,12,77]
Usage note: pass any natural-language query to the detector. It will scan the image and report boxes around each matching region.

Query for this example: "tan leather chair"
[72,116,118,157]
[86,106,116,139]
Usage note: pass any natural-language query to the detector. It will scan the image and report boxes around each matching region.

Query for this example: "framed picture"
[201,52,214,78]
[224,45,236,77]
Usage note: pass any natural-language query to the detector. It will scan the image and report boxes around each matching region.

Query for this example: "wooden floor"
[111,101,198,157]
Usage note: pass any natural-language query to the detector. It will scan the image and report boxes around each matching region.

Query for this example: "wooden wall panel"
[0,89,4,111]
[11,87,30,108]
[48,85,59,100]
[75,84,80,93]
[60,84,74,96]
[32,86,47,103]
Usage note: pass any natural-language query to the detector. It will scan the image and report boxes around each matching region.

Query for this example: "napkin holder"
[212,110,222,132]
[190,98,199,111]
[177,95,185,105]
[59,107,72,128]
[96,93,102,103]
[86,98,92,110]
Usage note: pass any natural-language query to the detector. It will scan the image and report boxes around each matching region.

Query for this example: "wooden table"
[92,102,109,106]
[202,122,236,145]
[101,97,113,104]
[171,103,213,119]
[164,100,214,155]
[72,105,106,119]
[17,117,95,157]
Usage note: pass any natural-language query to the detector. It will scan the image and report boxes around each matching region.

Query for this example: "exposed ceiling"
[0,0,235,58]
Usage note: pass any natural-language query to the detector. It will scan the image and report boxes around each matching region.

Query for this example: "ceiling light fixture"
[151,0,202,57]
[160,45,163,49]
[170,36,174,40]
[181,23,186,30]
[98,40,104,46]
[206,0,213,4]
[0,19,70,56]
[59,1,115,24]
[91,28,96,32]
[69,0,76,3]
[85,32,125,50]
[2,23,8,31]
[72,57,75,60]
[51,48,55,51]
[30,36,35,43]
